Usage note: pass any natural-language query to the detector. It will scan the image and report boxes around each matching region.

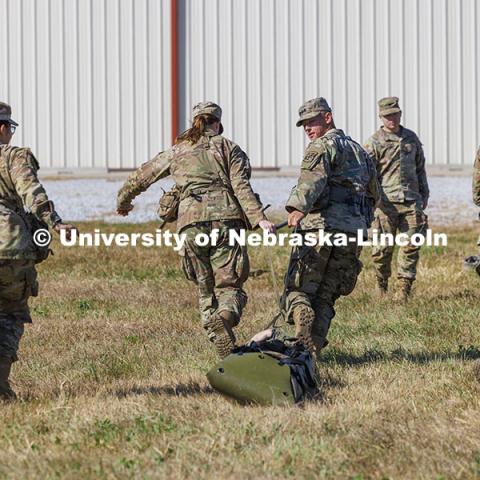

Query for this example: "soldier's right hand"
[53,223,77,241]
[259,220,276,234]
[249,328,273,344]
[117,204,133,216]
[287,210,305,228]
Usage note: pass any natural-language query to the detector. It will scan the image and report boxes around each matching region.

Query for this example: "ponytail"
[175,114,221,145]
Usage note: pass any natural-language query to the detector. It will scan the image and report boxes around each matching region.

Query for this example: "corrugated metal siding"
[0,0,171,169]
[179,0,480,167]
[1,0,479,170]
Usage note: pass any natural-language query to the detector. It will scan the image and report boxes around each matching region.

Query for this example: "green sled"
[207,351,296,406]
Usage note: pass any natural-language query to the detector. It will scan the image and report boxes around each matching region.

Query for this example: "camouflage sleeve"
[473,147,480,207]
[117,149,173,209]
[228,145,266,228]
[415,138,429,202]
[10,148,62,228]
[364,137,379,167]
[366,154,380,206]
[285,141,330,213]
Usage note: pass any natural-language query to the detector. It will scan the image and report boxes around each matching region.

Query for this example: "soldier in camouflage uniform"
[117,102,275,358]
[284,97,379,357]
[466,147,480,275]
[364,97,429,301]
[472,147,480,376]
[473,147,480,208]
[0,102,75,401]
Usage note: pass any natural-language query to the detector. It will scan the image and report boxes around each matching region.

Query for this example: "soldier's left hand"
[287,210,305,228]
[259,220,276,234]
[53,223,77,241]
[422,198,428,209]
[117,204,133,216]
[249,328,273,344]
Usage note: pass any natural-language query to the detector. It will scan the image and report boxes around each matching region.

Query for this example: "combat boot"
[207,310,237,359]
[312,336,329,353]
[376,277,388,295]
[396,278,414,302]
[292,305,316,357]
[0,357,16,402]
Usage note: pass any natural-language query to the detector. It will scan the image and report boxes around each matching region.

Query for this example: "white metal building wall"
[1,0,479,170]
[0,0,171,170]
[179,0,480,168]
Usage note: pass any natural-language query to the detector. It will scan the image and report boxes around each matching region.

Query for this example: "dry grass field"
[1,221,480,479]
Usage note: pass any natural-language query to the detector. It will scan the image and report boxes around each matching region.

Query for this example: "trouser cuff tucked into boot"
[396,277,414,302]
[0,356,16,402]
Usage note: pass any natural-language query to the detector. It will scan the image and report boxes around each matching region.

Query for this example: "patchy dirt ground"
[43,176,478,227]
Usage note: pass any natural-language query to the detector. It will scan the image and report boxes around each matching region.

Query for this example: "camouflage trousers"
[371,201,428,281]
[0,260,38,361]
[180,221,249,333]
[285,231,362,346]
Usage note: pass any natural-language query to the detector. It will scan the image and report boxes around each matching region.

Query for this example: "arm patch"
[302,142,327,170]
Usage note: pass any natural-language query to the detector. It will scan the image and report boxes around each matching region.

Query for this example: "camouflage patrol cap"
[296,97,332,127]
[192,101,222,121]
[0,102,19,126]
[378,96,401,116]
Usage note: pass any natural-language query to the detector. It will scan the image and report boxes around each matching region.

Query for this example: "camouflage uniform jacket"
[117,128,266,231]
[0,144,62,260]
[286,129,379,234]
[364,126,429,205]
[473,146,480,207]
